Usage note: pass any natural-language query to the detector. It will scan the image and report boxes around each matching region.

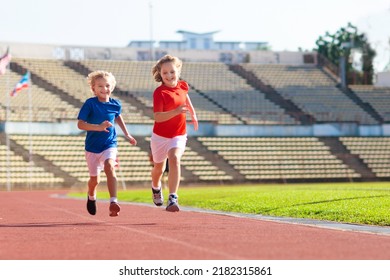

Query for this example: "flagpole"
[6,68,31,190]
[5,63,11,191]
[27,71,32,191]
[1,46,12,191]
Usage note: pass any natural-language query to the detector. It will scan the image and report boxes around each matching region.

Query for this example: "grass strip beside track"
[69,182,390,226]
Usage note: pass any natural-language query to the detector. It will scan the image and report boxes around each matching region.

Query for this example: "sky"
[1,0,389,71]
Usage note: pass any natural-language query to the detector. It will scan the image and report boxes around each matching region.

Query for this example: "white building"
[127,30,269,62]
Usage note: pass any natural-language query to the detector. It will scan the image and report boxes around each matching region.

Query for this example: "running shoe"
[87,197,97,215]
[109,202,120,217]
[166,194,179,212]
[152,187,163,206]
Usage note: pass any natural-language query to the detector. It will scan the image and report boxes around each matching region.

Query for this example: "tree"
[315,23,376,85]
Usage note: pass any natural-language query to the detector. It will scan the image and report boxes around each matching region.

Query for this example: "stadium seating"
[7,134,152,186]
[1,58,390,188]
[182,62,297,125]
[241,64,377,124]
[0,70,78,122]
[340,137,390,177]
[349,85,390,122]
[197,136,360,181]
[8,58,153,124]
[79,60,246,124]
[0,134,234,188]
[0,139,64,188]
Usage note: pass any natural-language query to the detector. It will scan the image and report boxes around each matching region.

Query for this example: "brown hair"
[151,55,182,82]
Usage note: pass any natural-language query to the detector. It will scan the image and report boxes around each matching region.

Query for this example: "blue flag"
[10,72,30,96]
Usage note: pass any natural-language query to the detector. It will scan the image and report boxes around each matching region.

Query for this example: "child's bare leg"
[151,160,166,188]
[167,148,183,195]
[151,160,165,206]
[88,176,99,198]
[105,159,120,216]
[104,159,117,199]
[87,176,99,215]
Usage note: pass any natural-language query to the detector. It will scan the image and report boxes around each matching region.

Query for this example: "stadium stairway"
[10,61,84,112]
[318,54,385,123]
[187,85,246,124]
[338,85,384,123]
[188,137,246,182]
[0,133,78,187]
[64,60,155,121]
[319,137,377,180]
[228,64,315,125]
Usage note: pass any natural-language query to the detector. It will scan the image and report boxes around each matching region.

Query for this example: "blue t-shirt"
[77,97,122,153]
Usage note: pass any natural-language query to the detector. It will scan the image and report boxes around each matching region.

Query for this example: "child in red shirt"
[150,55,198,212]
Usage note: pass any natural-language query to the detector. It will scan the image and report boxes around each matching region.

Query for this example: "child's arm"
[77,119,113,132]
[115,115,137,145]
[154,106,186,123]
[185,95,198,131]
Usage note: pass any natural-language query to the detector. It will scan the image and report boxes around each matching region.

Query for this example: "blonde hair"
[87,70,116,93]
[152,55,182,83]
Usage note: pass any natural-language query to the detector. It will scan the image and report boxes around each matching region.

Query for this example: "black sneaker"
[87,197,97,215]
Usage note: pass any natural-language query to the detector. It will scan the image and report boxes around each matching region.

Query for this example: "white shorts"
[150,133,187,163]
[85,148,118,177]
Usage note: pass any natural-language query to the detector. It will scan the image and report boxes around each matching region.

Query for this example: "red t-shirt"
[153,80,188,138]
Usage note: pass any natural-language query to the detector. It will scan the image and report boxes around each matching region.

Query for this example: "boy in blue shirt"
[77,70,137,217]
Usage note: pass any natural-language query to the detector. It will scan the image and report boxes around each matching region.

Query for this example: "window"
[204,38,211,50]
[137,51,151,61]
[190,38,196,49]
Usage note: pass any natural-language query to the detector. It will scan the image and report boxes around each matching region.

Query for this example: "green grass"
[69,182,390,226]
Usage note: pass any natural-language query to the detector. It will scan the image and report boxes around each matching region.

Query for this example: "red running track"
[0,190,389,260]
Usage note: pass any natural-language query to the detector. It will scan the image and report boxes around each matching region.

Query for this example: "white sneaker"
[166,194,179,212]
[152,187,163,206]
[109,202,120,217]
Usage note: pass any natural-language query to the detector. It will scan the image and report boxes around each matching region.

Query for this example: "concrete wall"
[1,41,316,65]
[2,121,390,137]
[375,71,390,87]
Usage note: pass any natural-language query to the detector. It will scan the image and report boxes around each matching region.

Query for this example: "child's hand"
[125,134,137,145]
[177,104,189,114]
[100,120,113,132]
[191,116,199,131]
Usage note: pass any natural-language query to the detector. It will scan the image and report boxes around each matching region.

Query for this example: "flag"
[10,72,30,97]
[0,48,11,75]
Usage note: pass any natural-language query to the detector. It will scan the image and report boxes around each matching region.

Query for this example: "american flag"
[0,48,11,75]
